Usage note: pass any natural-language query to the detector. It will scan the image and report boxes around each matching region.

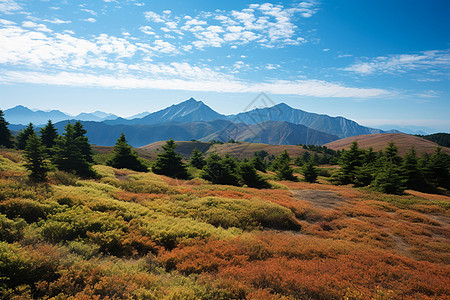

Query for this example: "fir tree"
[334,141,364,184]
[425,147,450,190]
[106,133,148,172]
[271,150,297,181]
[372,162,405,195]
[250,155,266,172]
[189,148,206,169]
[17,123,35,150]
[202,153,239,185]
[0,110,14,148]
[24,132,49,182]
[52,123,95,177]
[402,147,427,191]
[238,161,269,188]
[40,120,59,153]
[384,141,402,165]
[73,121,94,163]
[152,139,188,179]
[302,162,318,183]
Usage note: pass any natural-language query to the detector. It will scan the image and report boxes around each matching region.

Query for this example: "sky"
[0,0,449,132]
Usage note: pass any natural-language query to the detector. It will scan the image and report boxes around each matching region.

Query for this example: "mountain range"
[4,98,393,147]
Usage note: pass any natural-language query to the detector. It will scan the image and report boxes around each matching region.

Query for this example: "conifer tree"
[238,161,269,188]
[250,155,266,172]
[402,147,427,191]
[425,147,450,190]
[302,162,318,183]
[106,133,148,172]
[384,141,402,165]
[153,139,188,179]
[202,153,240,185]
[372,162,405,195]
[334,141,364,184]
[189,148,206,169]
[0,110,14,148]
[40,120,59,153]
[24,132,49,182]
[271,150,297,181]
[73,121,94,163]
[52,123,95,177]
[17,123,35,150]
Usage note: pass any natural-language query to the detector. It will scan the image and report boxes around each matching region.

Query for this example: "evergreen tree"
[250,155,266,172]
[425,147,450,190]
[238,161,269,188]
[24,132,49,182]
[0,110,14,148]
[189,148,206,169]
[302,162,318,183]
[106,133,148,172]
[40,120,59,153]
[202,153,239,185]
[152,139,189,179]
[271,150,297,181]
[372,162,405,195]
[384,141,402,165]
[402,147,427,191]
[333,141,364,184]
[73,121,94,163]
[17,123,35,150]
[52,123,95,177]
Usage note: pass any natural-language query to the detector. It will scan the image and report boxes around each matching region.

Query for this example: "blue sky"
[0,0,449,131]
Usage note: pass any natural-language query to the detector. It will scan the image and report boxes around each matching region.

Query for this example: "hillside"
[324,133,450,155]
[0,149,449,299]
[139,140,311,159]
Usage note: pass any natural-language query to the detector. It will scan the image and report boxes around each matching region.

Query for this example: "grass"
[0,150,449,299]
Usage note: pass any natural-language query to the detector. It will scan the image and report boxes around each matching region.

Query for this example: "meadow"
[0,148,449,299]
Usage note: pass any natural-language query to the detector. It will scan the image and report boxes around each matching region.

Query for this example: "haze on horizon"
[0,0,449,132]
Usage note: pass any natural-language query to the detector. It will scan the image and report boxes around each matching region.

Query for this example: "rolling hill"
[324,133,450,155]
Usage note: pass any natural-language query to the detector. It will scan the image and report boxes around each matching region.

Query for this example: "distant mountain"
[127,111,151,119]
[74,112,119,122]
[4,105,71,125]
[4,105,119,125]
[202,121,338,145]
[227,103,384,139]
[105,98,225,125]
[375,125,436,135]
[53,119,339,147]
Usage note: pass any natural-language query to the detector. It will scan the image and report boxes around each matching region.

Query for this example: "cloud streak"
[0,70,390,99]
[344,50,450,75]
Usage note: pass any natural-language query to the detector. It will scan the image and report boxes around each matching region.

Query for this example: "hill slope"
[324,133,450,155]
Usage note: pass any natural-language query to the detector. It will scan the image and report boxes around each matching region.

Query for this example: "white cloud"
[345,50,450,75]
[0,70,390,99]
[43,18,71,24]
[80,8,97,16]
[82,18,96,23]
[139,25,155,35]
[22,21,52,33]
[0,0,21,14]
[144,11,165,23]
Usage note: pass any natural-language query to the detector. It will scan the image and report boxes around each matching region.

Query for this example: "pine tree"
[0,110,14,148]
[402,147,427,191]
[24,132,49,182]
[40,120,59,153]
[202,153,239,185]
[73,121,94,163]
[189,148,206,169]
[106,133,148,172]
[250,155,266,172]
[238,161,269,188]
[425,147,450,190]
[271,150,297,181]
[302,162,318,183]
[52,123,95,177]
[152,139,189,179]
[17,123,35,150]
[384,141,402,165]
[334,141,364,184]
[372,162,405,195]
